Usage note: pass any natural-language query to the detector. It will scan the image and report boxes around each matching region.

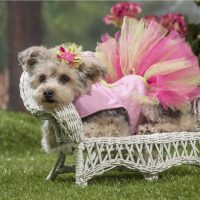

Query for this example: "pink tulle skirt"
[96,17,200,110]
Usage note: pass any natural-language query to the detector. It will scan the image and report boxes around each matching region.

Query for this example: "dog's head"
[18,45,107,109]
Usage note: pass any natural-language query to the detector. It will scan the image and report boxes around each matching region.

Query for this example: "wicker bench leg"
[46,151,66,181]
[143,173,158,181]
[75,145,87,186]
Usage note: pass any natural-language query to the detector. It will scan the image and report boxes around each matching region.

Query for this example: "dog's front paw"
[137,124,153,135]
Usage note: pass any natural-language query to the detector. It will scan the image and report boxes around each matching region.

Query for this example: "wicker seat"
[20,71,200,186]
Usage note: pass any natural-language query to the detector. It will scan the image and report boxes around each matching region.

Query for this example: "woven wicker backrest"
[19,71,44,116]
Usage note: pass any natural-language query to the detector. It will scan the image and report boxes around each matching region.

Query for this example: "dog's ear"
[18,46,45,73]
[78,51,107,83]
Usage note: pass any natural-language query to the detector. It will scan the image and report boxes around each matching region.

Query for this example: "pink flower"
[160,13,188,37]
[103,15,119,27]
[114,31,121,41]
[103,2,142,28]
[110,2,141,18]
[57,47,76,64]
[143,15,160,23]
[100,33,112,43]
[100,31,121,43]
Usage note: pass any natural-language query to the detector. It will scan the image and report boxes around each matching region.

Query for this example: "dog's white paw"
[137,124,153,135]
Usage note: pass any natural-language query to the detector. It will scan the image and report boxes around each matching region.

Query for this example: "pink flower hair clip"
[56,43,83,68]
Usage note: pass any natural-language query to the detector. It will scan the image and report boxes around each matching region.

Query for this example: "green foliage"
[43,1,117,51]
[186,23,200,61]
[0,2,7,71]
[0,110,41,153]
[0,1,118,70]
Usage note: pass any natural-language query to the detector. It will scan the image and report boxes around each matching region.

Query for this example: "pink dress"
[74,75,146,134]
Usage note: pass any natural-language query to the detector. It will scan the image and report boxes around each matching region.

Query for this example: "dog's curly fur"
[138,104,199,134]
[18,45,199,152]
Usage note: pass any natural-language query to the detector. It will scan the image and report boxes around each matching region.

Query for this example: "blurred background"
[0,0,199,112]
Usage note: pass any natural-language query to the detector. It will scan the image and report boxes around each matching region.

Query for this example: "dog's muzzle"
[43,90,55,102]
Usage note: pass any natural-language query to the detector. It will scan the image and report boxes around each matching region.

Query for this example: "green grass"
[0,110,41,153]
[1,110,200,200]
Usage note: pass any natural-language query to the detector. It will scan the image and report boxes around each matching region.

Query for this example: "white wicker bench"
[20,71,200,186]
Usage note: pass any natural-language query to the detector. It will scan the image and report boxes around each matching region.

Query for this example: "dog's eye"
[59,74,70,84]
[39,75,46,83]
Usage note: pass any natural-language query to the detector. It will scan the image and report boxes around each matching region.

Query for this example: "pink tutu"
[96,17,200,110]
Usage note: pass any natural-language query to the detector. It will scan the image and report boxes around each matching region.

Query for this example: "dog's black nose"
[43,90,54,99]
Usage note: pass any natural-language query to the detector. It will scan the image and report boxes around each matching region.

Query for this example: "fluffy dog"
[18,45,199,152]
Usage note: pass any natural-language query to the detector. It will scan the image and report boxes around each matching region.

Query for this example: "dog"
[18,45,199,152]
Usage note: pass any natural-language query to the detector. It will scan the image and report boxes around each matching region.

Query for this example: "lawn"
[0,110,200,200]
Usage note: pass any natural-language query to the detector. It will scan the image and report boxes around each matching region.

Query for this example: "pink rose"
[100,31,121,43]
[160,13,188,36]
[100,33,112,43]
[110,2,141,18]
[143,15,160,23]
[103,2,142,28]
[114,31,121,41]
[103,15,120,27]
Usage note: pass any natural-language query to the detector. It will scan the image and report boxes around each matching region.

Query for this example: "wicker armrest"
[52,104,84,144]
